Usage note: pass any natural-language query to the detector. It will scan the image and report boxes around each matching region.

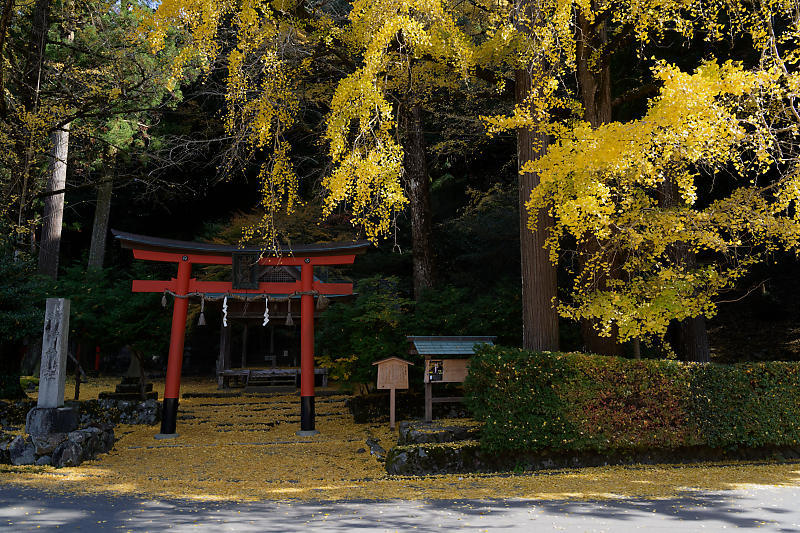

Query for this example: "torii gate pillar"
[159,257,191,437]
[298,261,317,435]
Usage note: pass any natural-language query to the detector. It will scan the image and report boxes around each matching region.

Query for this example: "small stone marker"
[38,298,70,408]
[373,357,413,429]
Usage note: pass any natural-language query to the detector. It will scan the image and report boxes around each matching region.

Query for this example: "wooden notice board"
[376,358,410,390]
[372,357,413,429]
[424,358,469,383]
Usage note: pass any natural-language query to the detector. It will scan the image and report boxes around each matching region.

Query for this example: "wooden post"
[424,382,432,423]
[241,323,249,369]
[390,388,396,429]
[373,357,412,429]
[73,343,81,401]
[269,326,275,368]
[217,323,231,388]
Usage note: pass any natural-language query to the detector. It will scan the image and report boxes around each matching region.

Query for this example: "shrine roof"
[111,229,371,257]
[406,336,496,357]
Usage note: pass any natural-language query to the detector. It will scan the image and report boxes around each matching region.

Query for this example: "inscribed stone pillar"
[38,298,70,408]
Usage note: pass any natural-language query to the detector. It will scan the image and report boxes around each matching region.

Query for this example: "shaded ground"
[2,484,800,531]
[3,377,800,502]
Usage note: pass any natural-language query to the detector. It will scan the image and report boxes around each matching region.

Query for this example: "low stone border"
[80,399,161,426]
[0,397,160,468]
[1,398,161,429]
[397,421,480,445]
[385,440,800,475]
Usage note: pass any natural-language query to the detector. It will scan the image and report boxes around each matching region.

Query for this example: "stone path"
[1,484,799,531]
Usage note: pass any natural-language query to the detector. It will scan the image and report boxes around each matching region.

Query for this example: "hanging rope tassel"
[198,297,206,326]
[161,292,167,308]
[316,293,329,311]
[263,296,270,326]
[223,296,228,327]
[285,298,294,326]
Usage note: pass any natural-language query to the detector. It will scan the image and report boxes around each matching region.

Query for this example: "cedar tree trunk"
[88,170,113,270]
[516,67,559,351]
[400,101,435,300]
[38,122,70,278]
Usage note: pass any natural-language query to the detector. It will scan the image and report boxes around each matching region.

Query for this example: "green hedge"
[465,346,800,453]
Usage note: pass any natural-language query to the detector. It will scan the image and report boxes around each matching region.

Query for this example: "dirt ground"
[3,377,800,502]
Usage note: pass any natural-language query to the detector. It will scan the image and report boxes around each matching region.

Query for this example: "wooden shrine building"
[113,230,369,437]
[216,264,345,389]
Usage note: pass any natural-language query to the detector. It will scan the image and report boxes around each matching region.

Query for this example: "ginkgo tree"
[146,0,497,299]
[144,0,800,361]
[144,0,350,250]
[476,0,800,359]
[322,0,486,297]
[526,61,800,357]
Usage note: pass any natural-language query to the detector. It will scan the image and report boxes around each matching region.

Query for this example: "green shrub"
[0,249,50,399]
[465,346,800,453]
[316,277,521,386]
[688,362,800,448]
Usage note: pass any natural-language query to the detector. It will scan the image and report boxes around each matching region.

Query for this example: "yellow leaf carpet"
[3,377,800,502]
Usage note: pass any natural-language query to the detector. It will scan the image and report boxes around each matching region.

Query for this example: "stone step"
[114,383,154,394]
[98,391,158,401]
[397,421,480,445]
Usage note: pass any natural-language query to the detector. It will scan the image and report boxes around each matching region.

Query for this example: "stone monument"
[5,299,116,467]
[25,298,78,445]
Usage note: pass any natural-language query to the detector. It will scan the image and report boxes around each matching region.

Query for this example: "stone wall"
[0,398,160,468]
[0,398,161,429]
[1,425,115,467]
[384,420,800,475]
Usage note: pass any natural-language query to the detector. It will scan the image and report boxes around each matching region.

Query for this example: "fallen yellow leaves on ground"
[4,377,800,501]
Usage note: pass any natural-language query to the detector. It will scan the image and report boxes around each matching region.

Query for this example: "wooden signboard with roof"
[407,336,495,422]
[373,357,412,429]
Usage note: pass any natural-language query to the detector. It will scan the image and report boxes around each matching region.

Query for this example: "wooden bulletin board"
[424,357,469,383]
[376,359,410,390]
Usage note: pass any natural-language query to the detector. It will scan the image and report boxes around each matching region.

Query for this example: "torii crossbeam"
[113,230,369,437]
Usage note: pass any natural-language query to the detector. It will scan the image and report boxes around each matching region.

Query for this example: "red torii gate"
[112,230,369,437]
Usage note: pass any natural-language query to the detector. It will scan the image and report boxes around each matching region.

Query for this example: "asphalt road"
[1,485,798,532]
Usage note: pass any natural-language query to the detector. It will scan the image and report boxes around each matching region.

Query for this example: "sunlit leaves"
[322,0,476,242]
[527,61,800,341]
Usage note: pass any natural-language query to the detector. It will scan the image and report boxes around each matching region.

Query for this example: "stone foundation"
[2,425,114,467]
